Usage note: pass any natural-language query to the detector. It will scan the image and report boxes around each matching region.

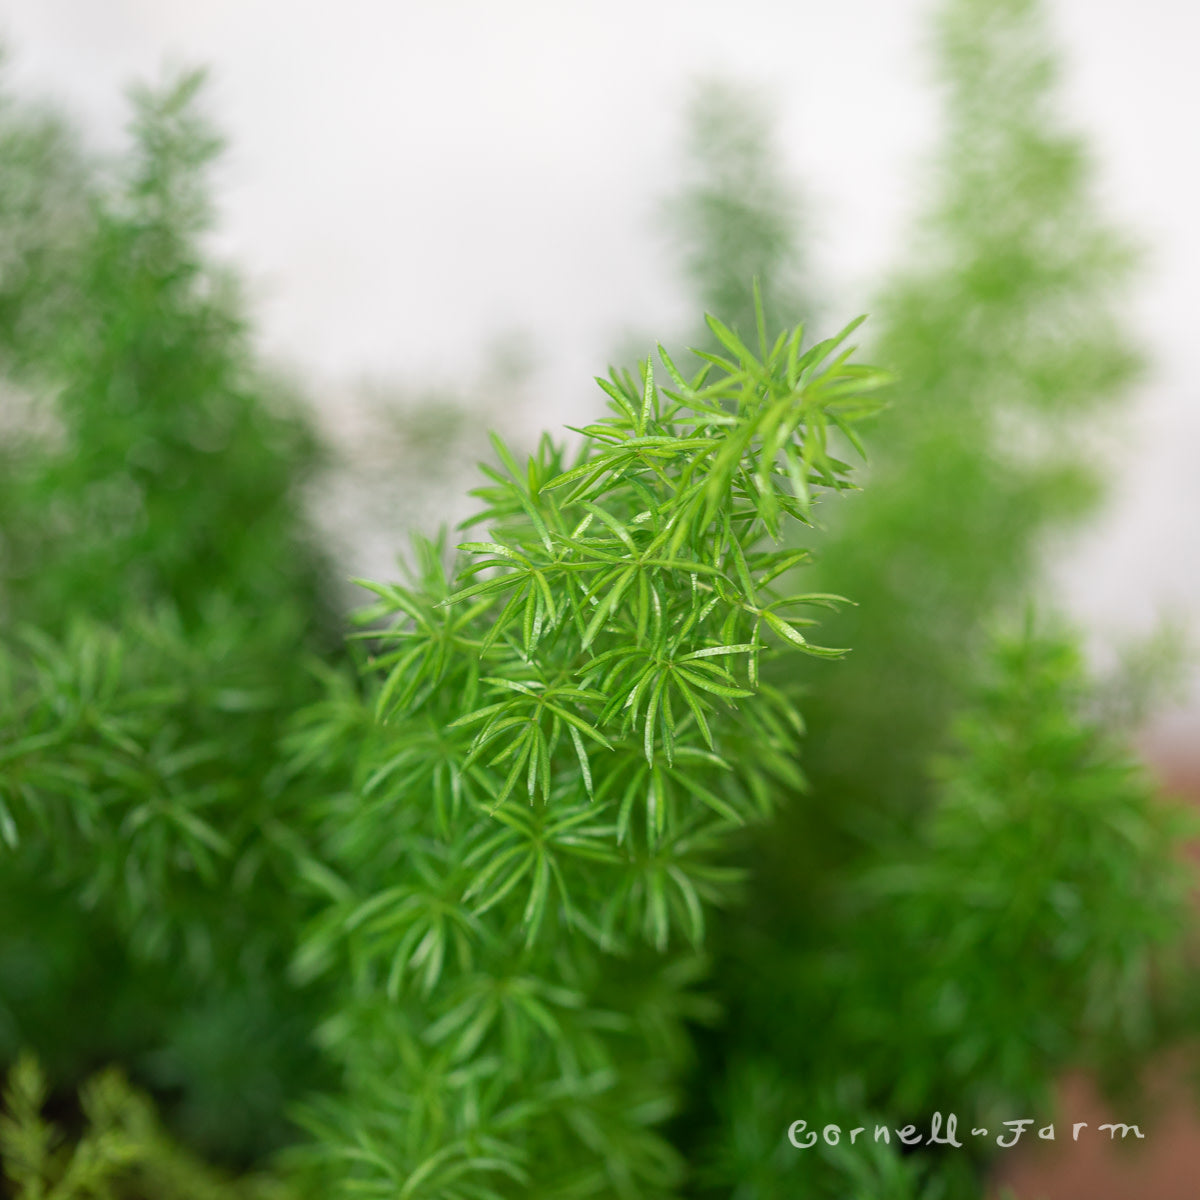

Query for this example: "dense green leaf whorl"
[290,314,887,1197]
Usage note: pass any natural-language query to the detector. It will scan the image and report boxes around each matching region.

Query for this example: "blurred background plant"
[657,76,815,356]
[0,62,339,1182]
[664,0,1200,1194]
[0,1053,295,1200]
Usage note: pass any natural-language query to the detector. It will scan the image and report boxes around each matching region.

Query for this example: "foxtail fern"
[289,311,887,1197]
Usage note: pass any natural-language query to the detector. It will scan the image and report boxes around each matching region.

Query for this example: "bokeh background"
[4,0,1197,702]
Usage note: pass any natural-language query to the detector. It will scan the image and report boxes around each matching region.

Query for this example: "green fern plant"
[285,309,888,1196]
[657,1,1193,1195]
[659,77,814,352]
[791,0,1143,820]
[3,9,1189,1197]
[0,67,336,1161]
[696,622,1194,1199]
[0,1053,295,1199]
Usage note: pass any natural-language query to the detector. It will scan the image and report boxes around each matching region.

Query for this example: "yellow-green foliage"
[0,1054,293,1200]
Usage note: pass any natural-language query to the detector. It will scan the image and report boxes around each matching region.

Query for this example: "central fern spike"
[293,313,888,1198]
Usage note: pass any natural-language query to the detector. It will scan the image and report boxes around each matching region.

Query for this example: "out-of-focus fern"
[0,51,92,379]
[0,69,332,637]
[660,78,813,354]
[0,1053,294,1199]
[700,623,1194,1198]
[0,612,308,960]
[666,1,1193,1196]
[0,67,338,1163]
[846,623,1193,1111]
[793,0,1142,823]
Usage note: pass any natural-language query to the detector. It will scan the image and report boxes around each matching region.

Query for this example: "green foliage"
[841,623,1192,1111]
[699,624,1193,1198]
[0,55,91,377]
[1,5,1191,1197]
[0,67,336,1164]
[0,608,335,1158]
[795,0,1142,820]
[0,69,331,636]
[0,1053,295,1199]
[665,1,1193,1196]
[285,316,887,1196]
[660,79,812,351]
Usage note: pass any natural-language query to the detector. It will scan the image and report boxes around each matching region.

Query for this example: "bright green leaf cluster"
[288,312,887,1196]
